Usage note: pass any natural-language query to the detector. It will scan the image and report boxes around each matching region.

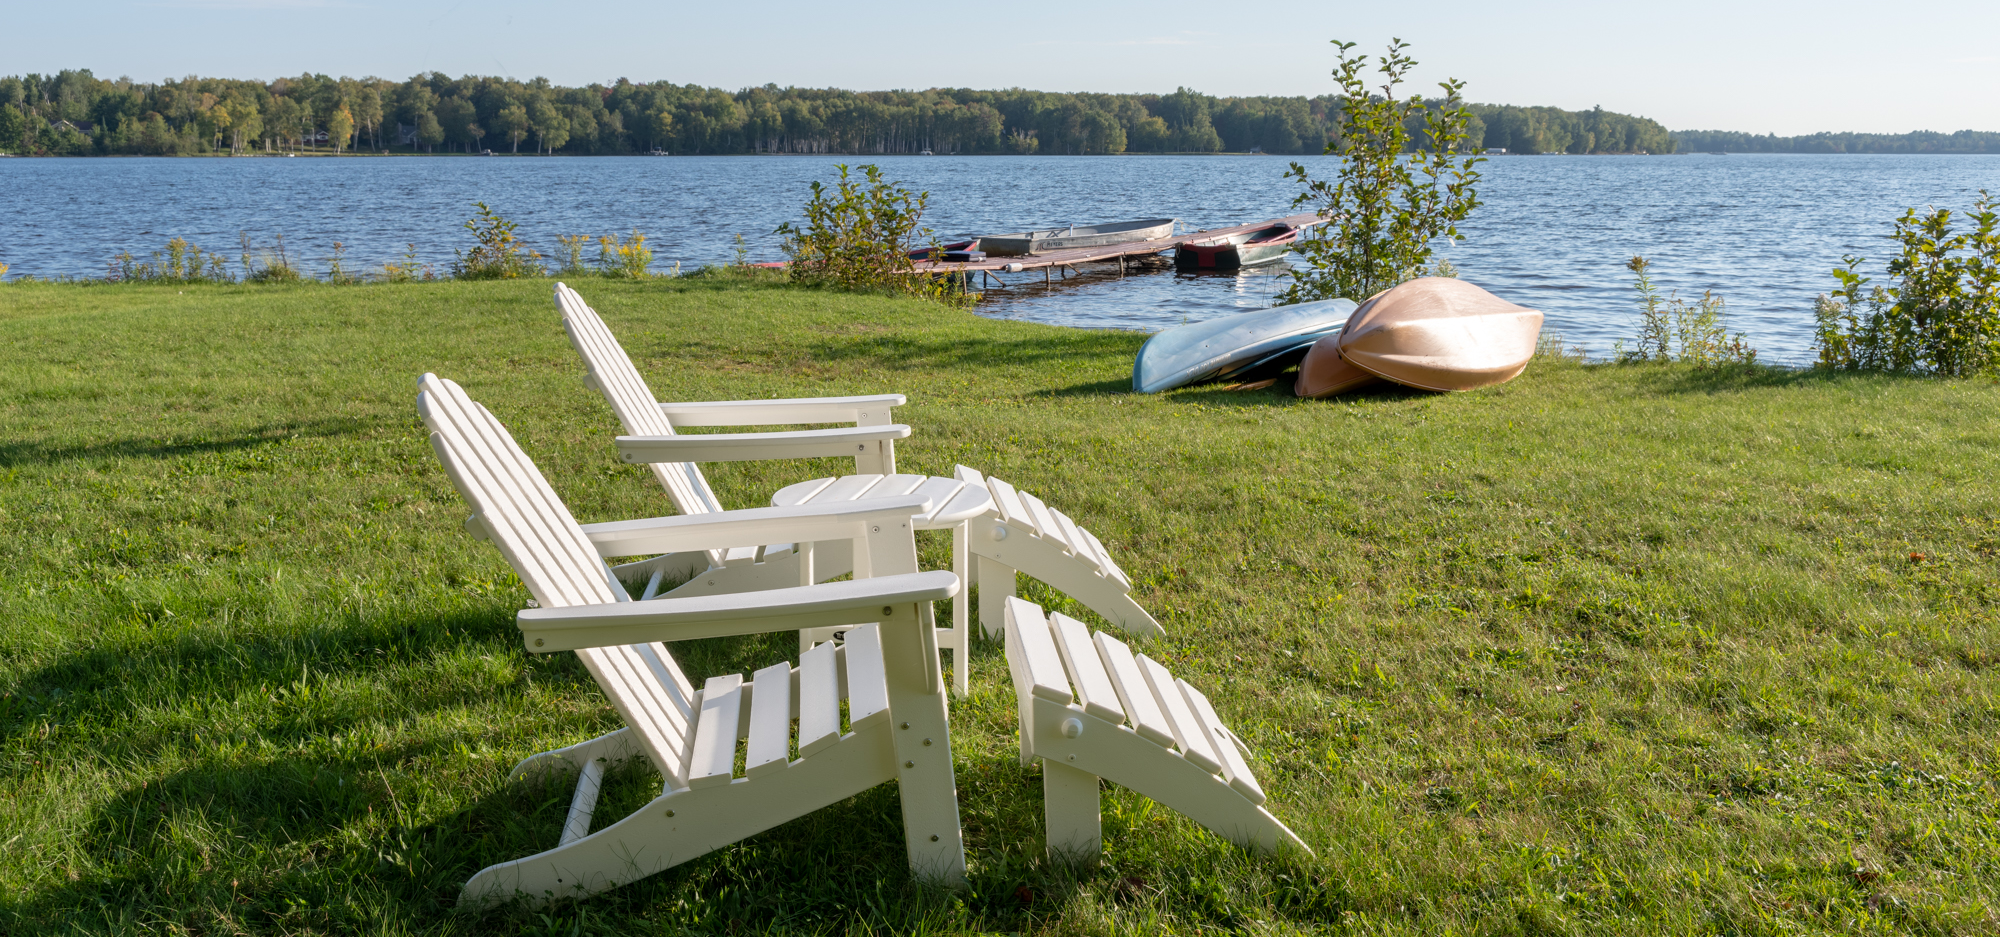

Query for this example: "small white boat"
[981,218,1176,256]
[1133,298,1356,394]
[1294,278,1543,397]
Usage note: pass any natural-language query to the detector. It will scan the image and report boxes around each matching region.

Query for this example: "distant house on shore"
[51,119,94,135]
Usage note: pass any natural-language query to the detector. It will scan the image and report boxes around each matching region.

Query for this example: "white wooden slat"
[1002,597,1073,704]
[1136,654,1222,774]
[863,474,928,498]
[601,645,691,757]
[840,623,891,729]
[771,476,839,508]
[952,464,987,488]
[468,401,621,604]
[1018,492,1069,551]
[1179,680,1266,805]
[636,643,697,720]
[721,545,759,565]
[797,640,841,756]
[803,474,887,503]
[1082,527,1131,589]
[985,476,1029,526]
[1049,613,1124,723]
[573,649,683,783]
[903,476,967,525]
[422,381,594,609]
[1094,633,1176,748]
[687,674,743,789]
[745,661,793,778]
[931,483,995,527]
[1050,510,1106,574]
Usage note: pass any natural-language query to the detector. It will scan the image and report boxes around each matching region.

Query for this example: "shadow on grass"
[0,417,368,468]
[1611,361,1975,396]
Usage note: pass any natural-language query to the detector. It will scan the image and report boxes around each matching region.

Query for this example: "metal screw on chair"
[930,834,940,842]
[901,722,910,729]
[882,605,892,615]
[534,638,544,647]
[923,738,933,746]
[665,809,675,817]
[905,761,915,768]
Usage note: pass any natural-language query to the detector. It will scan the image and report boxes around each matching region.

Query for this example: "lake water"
[5,154,1998,363]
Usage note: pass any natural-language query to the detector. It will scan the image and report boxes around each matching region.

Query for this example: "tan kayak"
[1295,278,1543,397]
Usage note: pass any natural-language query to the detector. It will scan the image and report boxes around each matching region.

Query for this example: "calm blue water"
[5,154,1998,363]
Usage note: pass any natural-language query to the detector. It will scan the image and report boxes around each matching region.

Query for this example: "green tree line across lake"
[0,69,1682,158]
[1674,128,2000,154]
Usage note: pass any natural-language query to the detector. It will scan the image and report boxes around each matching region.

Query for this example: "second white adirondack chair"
[419,373,967,906]
[553,281,1160,696]
[1002,596,1309,862]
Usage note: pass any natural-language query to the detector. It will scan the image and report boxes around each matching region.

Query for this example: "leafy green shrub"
[776,163,961,305]
[1617,256,1757,367]
[1813,190,2000,375]
[111,237,235,284]
[596,230,653,278]
[452,202,544,280]
[1280,39,1484,305]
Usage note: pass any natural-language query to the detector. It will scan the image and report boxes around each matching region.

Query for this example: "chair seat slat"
[985,476,1029,527]
[745,661,793,778]
[841,623,891,729]
[796,640,841,756]
[688,674,744,789]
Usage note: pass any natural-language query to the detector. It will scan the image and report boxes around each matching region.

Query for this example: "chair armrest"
[578,494,932,557]
[616,424,910,464]
[519,570,960,652]
[658,394,905,427]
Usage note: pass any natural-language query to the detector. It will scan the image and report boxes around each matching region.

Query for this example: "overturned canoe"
[982,218,1176,256]
[1295,277,1542,397]
[1134,298,1356,394]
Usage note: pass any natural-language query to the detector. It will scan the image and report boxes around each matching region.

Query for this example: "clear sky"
[9,0,1997,136]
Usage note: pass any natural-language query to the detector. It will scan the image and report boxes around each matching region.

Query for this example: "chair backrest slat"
[555,282,723,517]
[419,373,697,780]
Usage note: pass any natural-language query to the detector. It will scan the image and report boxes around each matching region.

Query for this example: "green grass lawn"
[2,275,1996,935]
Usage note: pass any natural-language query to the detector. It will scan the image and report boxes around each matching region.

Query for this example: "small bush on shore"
[452,201,546,280]
[1814,189,2000,375]
[777,163,966,306]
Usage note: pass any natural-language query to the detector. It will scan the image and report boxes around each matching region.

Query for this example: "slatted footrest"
[1002,597,1309,861]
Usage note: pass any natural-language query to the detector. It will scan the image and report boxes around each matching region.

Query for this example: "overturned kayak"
[1133,298,1356,394]
[1295,278,1543,397]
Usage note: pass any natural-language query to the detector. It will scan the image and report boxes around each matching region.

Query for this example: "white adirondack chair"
[554,281,1160,697]
[418,373,967,906]
[1002,596,1309,862]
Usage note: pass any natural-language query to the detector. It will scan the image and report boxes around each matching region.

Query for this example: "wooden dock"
[912,213,1326,286]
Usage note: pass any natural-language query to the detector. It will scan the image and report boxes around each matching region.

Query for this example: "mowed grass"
[1,275,1997,935]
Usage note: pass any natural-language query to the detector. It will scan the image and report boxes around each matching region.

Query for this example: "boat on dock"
[980,218,1176,256]
[1132,298,1356,394]
[1174,223,1299,271]
[1295,278,1543,397]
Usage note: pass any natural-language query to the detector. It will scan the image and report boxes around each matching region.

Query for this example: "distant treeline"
[1,68,1686,158]
[1673,129,2000,154]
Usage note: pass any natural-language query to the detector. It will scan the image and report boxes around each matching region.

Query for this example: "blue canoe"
[1132,298,1358,394]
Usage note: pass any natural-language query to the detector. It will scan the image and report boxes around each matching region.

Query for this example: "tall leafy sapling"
[1281,39,1484,305]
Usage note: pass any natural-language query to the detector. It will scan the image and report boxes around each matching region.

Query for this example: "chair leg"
[976,556,1016,640]
[463,722,897,909]
[950,522,970,697]
[877,615,968,886]
[1041,761,1102,865]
